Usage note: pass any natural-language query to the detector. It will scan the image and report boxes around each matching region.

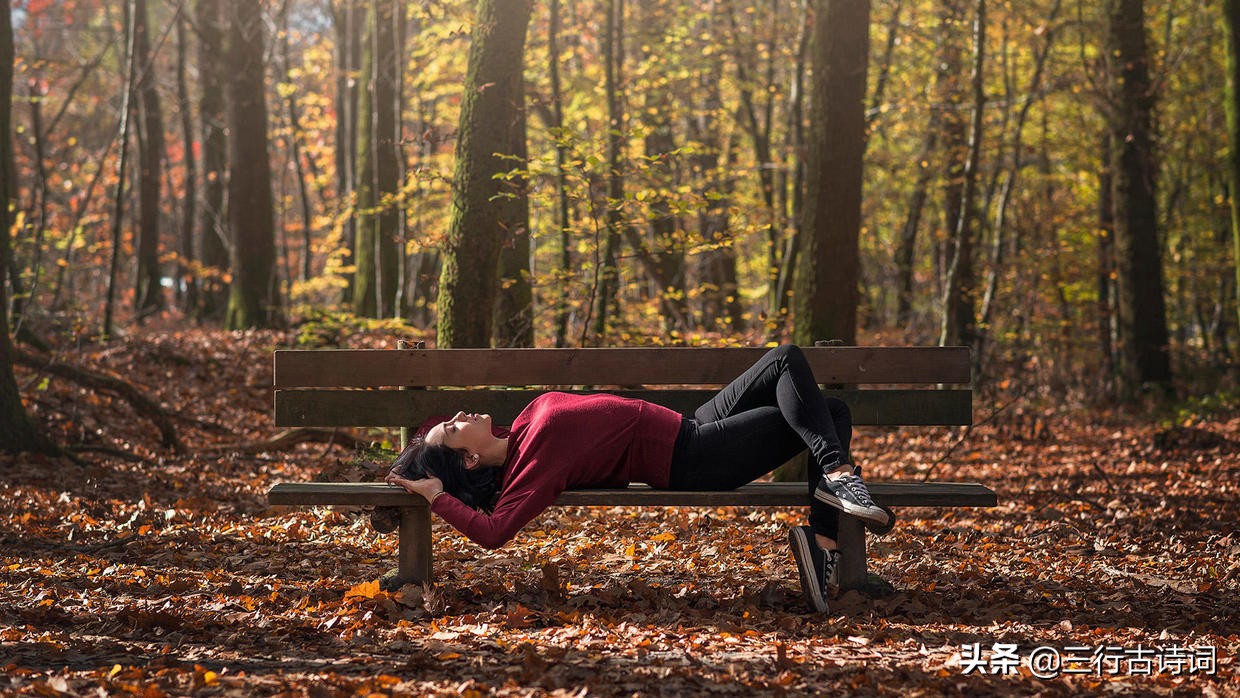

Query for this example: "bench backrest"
[273,346,972,428]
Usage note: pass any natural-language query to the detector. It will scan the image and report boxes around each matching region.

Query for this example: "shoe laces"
[839,474,876,507]
[819,549,839,590]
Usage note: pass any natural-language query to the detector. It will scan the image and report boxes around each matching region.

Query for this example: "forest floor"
[1,327,1237,696]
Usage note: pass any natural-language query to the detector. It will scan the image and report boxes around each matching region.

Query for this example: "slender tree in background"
[771,0,812,332]
[224,0,278,329]
[351,0,377,316]
[175,7,198,314]
[103,0,140,339]
[278,0,316,285]
[687,33,741,335]
[939,0,985,350]
[635,0,685,335]
[793,0,870,347]
[590,0,625,344]
[352,0,400,318]
[493,71,533,348]
[196,0,228,321]
[372,0,400,319]
[548,0,572,347]
[437,0,533,347]
[133,0,164,321]
[333,0,362,306]
[976,0,1062,358]
[934,0,967,303]
[0,3,51,454]
[1106,0,1171,395]
[1097,132,1117,379]
[1227,0,1240,335]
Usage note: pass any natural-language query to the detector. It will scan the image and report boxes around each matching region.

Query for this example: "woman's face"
[425,411,493,468]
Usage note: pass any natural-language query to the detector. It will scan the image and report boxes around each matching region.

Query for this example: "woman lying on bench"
[384,343,893,613]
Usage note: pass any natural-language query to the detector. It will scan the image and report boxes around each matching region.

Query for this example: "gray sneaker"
[814,465,894,532]
[789,526,839,613]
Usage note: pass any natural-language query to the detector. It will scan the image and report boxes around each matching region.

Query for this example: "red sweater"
[430,392,683,549]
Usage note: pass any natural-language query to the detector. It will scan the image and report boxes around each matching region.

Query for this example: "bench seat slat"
[268,481,998,508]
[275,388,972,427]
[274,347,972,388]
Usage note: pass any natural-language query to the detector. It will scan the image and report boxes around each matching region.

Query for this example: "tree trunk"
[590,0,625,345]
[436,0,533,347]
[278,0,315,285]
[548,0,572,347]
[196,0,228,321]
[353,0,402,318]
[494,69,533,348]
[373,0,400,318]
[1107,0,1171,395]
[133,0,164,321]
[793,0,870,347]
[104,0,140,339]
[638,0,685,336]
[352,0,377,316]
[939,0,985,350]
[771,0,812,337]
[175,8,198,314]
[224,0,278,329]
[1226,0,1240,337]
[334,0,362,306]
[935,0,967,302]
[0,3,52,455]
[894,127,937,329]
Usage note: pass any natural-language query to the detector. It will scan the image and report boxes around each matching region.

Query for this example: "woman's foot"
[789,526,839,613]
[814,465,895,533]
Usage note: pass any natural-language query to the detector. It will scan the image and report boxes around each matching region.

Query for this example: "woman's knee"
[769,343,803,363]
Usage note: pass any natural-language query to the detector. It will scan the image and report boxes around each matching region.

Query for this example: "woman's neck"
[481,436,510,467]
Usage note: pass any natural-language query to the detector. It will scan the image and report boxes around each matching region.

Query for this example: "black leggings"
[667,344,851,540]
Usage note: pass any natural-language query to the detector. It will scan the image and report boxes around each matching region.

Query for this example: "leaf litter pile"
[1,329,1236,696]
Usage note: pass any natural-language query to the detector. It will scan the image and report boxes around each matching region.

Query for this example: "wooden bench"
[267,344,997,592]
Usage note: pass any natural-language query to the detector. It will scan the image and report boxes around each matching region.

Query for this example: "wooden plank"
[274,347,972,388]
[274,388,972,427]
[267,481,998,508]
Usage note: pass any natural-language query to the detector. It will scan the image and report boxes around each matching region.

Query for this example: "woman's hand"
[385,469,444,504]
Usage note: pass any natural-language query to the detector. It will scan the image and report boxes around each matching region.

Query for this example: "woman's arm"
[430,487,554,550]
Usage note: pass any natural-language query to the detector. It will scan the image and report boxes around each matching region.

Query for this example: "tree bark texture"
[939,0,985,350]
[1107,0,1171,393]
[590,0,625,344]
[0,4,51,454]
[436,0,532,348]
[351,0,378,316]
[175,10,198,314]
[793,0,870,347]
[493,86,533,348]
[548,0,572,347]
[133,0,164,320]
[334,0,362,306]
[196,0,228,321]
[104,0,140,339]
[1227,0,1240,337]
[225,0,278,329]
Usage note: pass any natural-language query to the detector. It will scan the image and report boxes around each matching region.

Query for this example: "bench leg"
[836,516,867,590]
[836,515,896,597]
[381,506,432,591]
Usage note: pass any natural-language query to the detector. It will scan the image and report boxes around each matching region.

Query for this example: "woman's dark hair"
[391,435,501,513]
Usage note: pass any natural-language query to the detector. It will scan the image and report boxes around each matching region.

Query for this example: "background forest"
[2,0,1238,408]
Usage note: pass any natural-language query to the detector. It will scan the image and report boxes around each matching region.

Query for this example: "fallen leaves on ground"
[1,329,1236,696]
